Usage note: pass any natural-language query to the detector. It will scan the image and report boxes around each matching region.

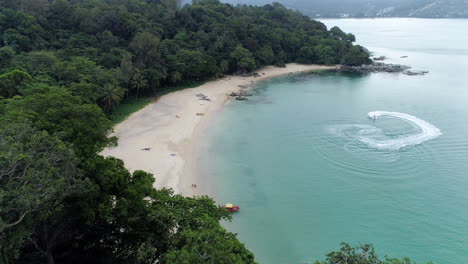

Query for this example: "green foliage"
[1,0,368,113]
[0,69,32,98]
[341,45,372,66]
[314,45,336,64]
[0,123,83,262]
[0,46,15,69]
[165,219,255,264]
[1,85,112,157]
[314,243,432,264]
[230,45,257,72]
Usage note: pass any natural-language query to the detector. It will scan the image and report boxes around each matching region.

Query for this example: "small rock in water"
[401,55,408,58]
[403,70,429,76]
[373,56,386,61]
[236,96,248,101]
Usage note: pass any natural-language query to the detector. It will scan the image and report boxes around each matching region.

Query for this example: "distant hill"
[219,0,468,18]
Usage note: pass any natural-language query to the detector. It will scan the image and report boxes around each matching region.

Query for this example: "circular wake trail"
[364,111,442,150]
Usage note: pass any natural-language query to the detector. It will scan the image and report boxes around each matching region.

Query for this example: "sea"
[197,18,468,264]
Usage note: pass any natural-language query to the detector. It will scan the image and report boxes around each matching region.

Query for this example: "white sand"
[101,64,335,196]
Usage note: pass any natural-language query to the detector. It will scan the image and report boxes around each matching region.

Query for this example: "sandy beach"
[101,63,335,196]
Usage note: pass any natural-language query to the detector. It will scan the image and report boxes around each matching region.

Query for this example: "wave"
[364,111,442,150]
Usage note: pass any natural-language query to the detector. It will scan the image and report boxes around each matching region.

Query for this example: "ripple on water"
[314,112,441,181]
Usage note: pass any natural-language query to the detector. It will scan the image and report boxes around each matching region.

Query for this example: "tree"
[175,49,218,79]
[99,82,126,113]
[255,46,275,66]
[0,69,32,98]
[0,46,15,69]
[165,220,256,264]
[130,70,149,98]
[0,123,82,264]
[314,243,431,264]
[230,45,257,73]
[119,53,135,89]
[130,32,161,67]
[297,45,317,64]
[314,45,336,65]
[1,85,113,158]
[342,45,372,66]
[46,0,74,29]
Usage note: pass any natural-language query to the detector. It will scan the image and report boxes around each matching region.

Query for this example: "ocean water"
[197,19,468,264]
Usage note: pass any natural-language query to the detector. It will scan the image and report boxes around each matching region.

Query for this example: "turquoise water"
[198,19,468,264]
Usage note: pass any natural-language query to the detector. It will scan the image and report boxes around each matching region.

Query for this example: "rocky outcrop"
[403,70,429,76]
[339,62,410,73]
[235,96,248,101]
[373,56,386,61]
[229,90,253,97]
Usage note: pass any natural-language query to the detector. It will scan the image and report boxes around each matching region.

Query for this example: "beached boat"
[221,203,240,212]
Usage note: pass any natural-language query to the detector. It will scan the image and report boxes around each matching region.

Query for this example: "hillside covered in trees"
[0,0,372,264]
[222,0,468,18]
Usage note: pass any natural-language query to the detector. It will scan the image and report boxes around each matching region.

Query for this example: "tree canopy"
[0,0,370,111]
[314,243,432,264]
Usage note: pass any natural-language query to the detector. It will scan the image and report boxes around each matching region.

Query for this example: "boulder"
[339,62,410,74]
[403,70,429,76]
[373,56,386,61]
[235,96,248,101]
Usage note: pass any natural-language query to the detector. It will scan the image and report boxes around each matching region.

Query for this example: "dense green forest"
[0,1,406,264]
[0,0,370,109]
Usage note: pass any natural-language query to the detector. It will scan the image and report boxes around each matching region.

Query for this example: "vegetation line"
[110,80,207,126]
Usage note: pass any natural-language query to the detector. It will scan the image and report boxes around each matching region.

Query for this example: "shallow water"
[198,19,468,264]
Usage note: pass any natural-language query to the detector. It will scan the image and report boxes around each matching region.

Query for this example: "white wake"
[363,111,442,150]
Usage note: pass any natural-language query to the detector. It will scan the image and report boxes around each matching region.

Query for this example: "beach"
[101,63,335,196]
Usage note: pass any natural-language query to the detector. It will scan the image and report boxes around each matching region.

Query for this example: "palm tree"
[130,71,148,98]
[99,82,126,113]
[170,71,183,84]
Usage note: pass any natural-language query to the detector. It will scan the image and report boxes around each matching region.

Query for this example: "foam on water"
[364,111,442,150]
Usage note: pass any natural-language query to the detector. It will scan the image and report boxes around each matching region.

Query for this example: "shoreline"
[101,63,336,196]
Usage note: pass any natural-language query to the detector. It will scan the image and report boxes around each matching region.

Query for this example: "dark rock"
[235,96,248,101]
[403,70,429,76]
[373,56,386,61]
[339,62,410,74]
[196,93,211,101]
[401,56,408,58]
[230,91,253,97]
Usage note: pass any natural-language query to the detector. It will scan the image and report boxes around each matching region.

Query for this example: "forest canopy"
[0,0,370,111]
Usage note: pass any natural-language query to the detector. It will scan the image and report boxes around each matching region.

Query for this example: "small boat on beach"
[221,203,240,212]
